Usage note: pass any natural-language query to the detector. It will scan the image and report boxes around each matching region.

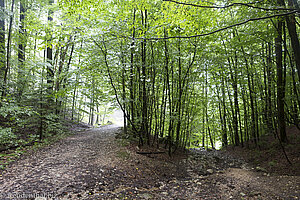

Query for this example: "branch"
[118,11,298,40]
[163,0,299,11]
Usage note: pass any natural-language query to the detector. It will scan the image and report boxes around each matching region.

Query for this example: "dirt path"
[0,125,299,199]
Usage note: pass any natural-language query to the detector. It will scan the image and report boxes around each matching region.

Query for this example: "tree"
[2,0,15,98]
[0,0,5,98]
[1,0,299,156]
[17,0,26,100]
[46,0,54,101]
[285,0,300,81]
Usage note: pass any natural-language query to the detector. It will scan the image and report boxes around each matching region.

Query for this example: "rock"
[196,181,202,185]
[139,193,152,199]
[207,169,214,174]
[240,192,246,196]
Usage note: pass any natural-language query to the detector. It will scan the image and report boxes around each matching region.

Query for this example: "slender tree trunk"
[290,54,300,126]
[160,76,167,138]
[225,76,235,145]
[141,9,149,144]
[71,85,77,120]
[17,0,26,100]
[265,42,274,132]
[163,29,174,155]
[0,0,5,98]
[120,41,127,134]
[241,87,249,144]
[72,41,82,120]
[149,41,158,146]
[2,0,15,98]
[175,38,182,148]
[206,112,215,149]
[220,69,228,146]
[202,96,205,147]
[47,0,54,101]
[95,105,99,125]
[90,78,95,126]
[230,54,240,146]
[129,9,136,134]
[275,18,287,143]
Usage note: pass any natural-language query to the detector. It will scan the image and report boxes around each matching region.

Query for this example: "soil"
[0,125,299,200]
[224,125,300,176]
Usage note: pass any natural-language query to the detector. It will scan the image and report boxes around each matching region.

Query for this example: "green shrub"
[0,128,18,146]
[44,114,64,136]
[0,103,36,120]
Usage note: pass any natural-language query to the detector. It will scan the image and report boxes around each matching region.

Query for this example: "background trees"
[0,0,299,156]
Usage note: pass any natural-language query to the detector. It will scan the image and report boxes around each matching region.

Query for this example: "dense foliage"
[0,0,299,155]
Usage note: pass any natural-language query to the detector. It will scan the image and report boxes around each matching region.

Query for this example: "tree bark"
[141,9,149,144]
[129,9,136,133]
[0,0,5,97]
[17,0,26,99]
[230,54,240,146]
[47,0,54,97]
[285,0,300,81]
[2,0,15,99]
[221,75,228,146]
[275,18,287,143]
[175,38,182,148]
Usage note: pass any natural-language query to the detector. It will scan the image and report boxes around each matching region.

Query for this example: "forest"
[0,0,299,199]
[0,0,299,155]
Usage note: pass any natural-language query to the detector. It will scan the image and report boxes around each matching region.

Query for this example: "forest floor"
[0,125,299,200]
[224,125,300,177]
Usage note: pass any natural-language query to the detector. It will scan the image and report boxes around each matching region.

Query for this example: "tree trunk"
[175,38,182,148]
[0,0,5,98]
[129,9,136,135]
[221,76,228,146]
[275,18,287,143]
[141,9,149,144]
[230,54,240,146]
[285,0,300,81]
[47,0,54,99]
[17,0,26,100]
[121,41,127,134]
[2,0,15,98]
